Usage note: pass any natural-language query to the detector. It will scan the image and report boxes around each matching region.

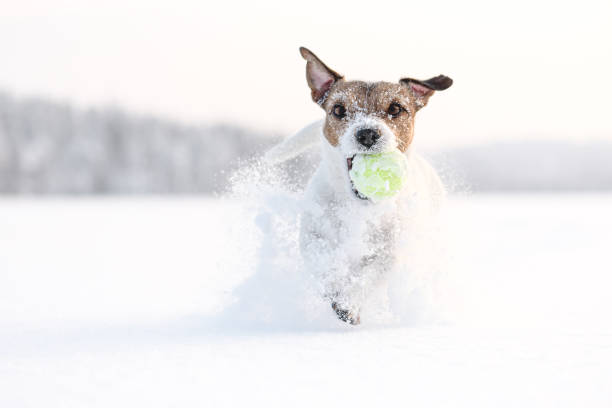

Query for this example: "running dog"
[265,48,452,324]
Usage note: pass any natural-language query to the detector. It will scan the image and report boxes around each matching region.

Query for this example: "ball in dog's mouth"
[347,151,409,202]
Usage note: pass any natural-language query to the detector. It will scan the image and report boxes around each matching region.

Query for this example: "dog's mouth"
[346,155,368,201]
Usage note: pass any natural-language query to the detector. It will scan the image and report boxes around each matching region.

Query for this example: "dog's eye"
[332,104,346,119]
[387,103,404,118]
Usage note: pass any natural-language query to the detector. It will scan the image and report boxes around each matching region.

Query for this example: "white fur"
[263,120,323,164]
[265,118,445,320]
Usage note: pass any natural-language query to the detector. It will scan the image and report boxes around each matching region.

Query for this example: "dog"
[265,47,452,325]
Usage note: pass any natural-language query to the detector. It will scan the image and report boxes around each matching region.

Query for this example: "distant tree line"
[1,91,611,194]
[430,140,612,192]
[0,92,281,194]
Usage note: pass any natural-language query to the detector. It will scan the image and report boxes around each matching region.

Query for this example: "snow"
[1,194,611,407]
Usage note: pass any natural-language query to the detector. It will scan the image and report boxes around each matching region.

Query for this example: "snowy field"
[1,194,611,407]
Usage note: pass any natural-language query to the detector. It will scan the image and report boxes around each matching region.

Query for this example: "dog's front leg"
[333,223,399,324]
[299,209,363,324]
[328,250,393,325]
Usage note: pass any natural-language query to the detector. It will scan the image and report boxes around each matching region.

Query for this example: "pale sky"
[1,0,611,149]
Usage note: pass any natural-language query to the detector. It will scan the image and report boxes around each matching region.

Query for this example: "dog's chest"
[322,198,403,254]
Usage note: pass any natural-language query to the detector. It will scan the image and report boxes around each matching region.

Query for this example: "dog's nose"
[356,128,380,148]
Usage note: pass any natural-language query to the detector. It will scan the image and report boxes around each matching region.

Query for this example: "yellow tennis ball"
[349,151,409,202]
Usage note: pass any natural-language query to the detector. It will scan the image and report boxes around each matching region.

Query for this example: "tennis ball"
[348,151,409,202]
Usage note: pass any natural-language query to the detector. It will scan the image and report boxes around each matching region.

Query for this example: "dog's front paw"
[331,302,360,325]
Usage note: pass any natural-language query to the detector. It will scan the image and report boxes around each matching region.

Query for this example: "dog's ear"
[400,75,453,110]
[300,47,343,105]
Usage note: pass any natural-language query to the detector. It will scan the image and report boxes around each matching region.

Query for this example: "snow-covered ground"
[1,194,611,407]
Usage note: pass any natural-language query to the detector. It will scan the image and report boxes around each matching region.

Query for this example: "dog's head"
[300,47,452,161]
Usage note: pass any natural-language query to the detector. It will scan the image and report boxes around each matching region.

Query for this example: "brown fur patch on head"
[299,48,453,152]
[320,81,421,152]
